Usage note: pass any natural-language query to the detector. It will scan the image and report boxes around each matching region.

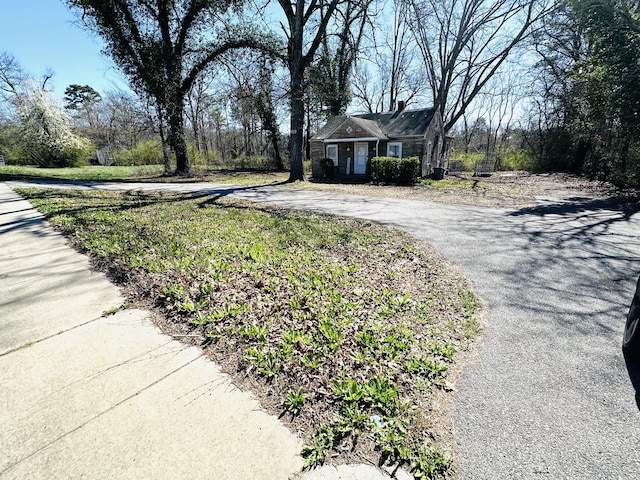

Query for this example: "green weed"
[375,417,410,461]
[409,444,453,479]
[428,341,456,362]
[404,356,448,382]
[464,318,482,339]
[238,322,268,342]
[456,288,480,318]
[302,424,335,467]
[364,376,400,415]
[102,304,125,317]
[283,388,306,416]
[333,378,365,403]
[245,348,280,378]
[335,402,368,436]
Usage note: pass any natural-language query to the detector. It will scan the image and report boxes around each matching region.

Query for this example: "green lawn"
[19,187,482,479]
[0,164,166,181]
[0,164,292,184]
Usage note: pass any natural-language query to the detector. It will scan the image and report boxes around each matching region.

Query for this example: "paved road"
[7,180,640,479]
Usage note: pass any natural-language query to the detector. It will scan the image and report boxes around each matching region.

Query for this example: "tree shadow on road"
[505,197,640,408]
[508,196,635,217]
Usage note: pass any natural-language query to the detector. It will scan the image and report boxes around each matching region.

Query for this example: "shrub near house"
[369,156,420,184]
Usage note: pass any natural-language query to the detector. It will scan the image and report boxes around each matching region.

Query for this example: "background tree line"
[0,0,638,188]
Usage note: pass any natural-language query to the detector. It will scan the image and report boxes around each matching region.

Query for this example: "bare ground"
[301,172,623,209]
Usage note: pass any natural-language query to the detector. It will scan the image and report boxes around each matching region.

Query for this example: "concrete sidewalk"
[0,183,354,479]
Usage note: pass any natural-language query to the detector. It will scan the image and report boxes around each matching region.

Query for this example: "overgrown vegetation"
[524,0,640,188]
[113,140,164,166]
[19,188,482,478]
[449,148,535,173]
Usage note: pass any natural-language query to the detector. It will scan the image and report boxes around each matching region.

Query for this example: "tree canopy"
[64,84,101,111]
[66,0,279,174]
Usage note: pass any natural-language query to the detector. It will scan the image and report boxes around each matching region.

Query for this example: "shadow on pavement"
[624,350,640,410]
[413,195,640,413]
[509,197,635,220]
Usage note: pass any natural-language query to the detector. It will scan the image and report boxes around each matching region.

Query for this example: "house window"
[326,144,338,166]
[387,142,402,158]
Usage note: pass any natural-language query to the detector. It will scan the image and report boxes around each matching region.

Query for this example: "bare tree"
[408,0,554,132]
[351,62,386,113]
[276,0,367,181]
[100,89,155,149]
[470,66,525,153]
[308,0,375,116]
[352,0,426,113]
[185,73,216,157]
[351,1,424,113]
[384,0,422,111]
[0,52,28,98]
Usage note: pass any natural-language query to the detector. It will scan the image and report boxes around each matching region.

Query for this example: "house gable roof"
[311,107,437,141]
[355,108,437,137]
[312,116,388,141]
[349,117,388,139]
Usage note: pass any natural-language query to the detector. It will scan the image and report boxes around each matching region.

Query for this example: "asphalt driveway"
[7,180,640,479]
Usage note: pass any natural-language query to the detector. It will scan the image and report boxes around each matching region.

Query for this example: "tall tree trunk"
[289,97,305,180]
[157,105,171,174]
[305,106,311,161]
[272,134,283,170]
[288,54,305,181]
[168,101,190,175]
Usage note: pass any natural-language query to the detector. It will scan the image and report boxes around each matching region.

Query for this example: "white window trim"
[387,142,402,158]
[326,144,338,166]
[323,137,378,143]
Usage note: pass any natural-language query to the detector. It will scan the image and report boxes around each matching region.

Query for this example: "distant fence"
[448,160,465,174]
[473,156,497,177]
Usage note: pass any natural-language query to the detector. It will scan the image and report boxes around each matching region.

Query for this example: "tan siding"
[331,119,373,140]
[310,141,325,178]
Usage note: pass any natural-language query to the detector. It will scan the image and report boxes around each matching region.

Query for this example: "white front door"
[354,143,368,174]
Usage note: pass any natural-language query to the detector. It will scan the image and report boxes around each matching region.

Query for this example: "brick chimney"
[397,100,406,112]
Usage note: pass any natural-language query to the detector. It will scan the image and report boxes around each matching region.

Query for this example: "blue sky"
[0,0,126,98]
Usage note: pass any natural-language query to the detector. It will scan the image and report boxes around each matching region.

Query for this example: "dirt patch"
[303,172,622,209]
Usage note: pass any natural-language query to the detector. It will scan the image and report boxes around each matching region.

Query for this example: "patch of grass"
[0,164,289,185]
[417,178,476,189]
[19,188,482,477]
[0,165,164,181]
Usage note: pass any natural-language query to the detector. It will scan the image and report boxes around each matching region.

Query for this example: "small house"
[310,102,449,179]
